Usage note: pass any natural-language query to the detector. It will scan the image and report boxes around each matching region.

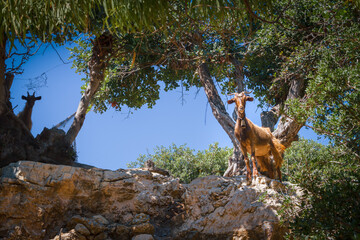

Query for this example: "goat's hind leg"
[277,167,282,182]
[270,140,283,182]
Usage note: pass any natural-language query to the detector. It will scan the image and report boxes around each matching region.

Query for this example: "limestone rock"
[132,234,154,240]
[131,213,150,225]
[93,215,110,226]
[113,224,131,239]
[68,216,107,235]
[176,175,302,239]
[132,223,155,235]
[0,161,302,240]
[74,223,90,236]
[51,229,79,240]
[94,232,108,240]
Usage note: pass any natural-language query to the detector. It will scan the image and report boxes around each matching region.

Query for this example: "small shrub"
[128,143,232,183]
[282,139,360,239]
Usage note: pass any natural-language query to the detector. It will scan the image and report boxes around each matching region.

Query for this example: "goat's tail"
[270,138,286,169]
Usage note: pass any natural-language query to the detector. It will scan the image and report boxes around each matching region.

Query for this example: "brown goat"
[17,92,41,131]
[228,91,285,182]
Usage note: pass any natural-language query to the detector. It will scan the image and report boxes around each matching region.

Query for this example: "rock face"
[0,111,77,168]
[0,161,302,240]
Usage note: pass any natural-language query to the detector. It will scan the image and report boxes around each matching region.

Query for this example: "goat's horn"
[227,93,236,96]
[244,90,252,94]
[27,91,30,96]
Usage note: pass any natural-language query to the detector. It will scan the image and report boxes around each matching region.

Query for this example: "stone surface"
[0,161,302,240]
[132,234,154,240]
[175,175,302,239]
[74,223,91,236]
[132,223,155,235]
[131,213,151,225]
[93,215,110,226]
[51,229,79,240]
[113,224,131,239]
[94,232,108,240]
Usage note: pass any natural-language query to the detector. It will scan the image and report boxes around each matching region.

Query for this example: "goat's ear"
[35,96,42,100]
[227,99,235,104]
[246,96,254,102]
[21,95,26,100]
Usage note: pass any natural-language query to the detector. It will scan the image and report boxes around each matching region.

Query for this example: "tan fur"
[228,92,286,181]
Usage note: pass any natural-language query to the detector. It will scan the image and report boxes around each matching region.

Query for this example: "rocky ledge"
[0,161,302,240]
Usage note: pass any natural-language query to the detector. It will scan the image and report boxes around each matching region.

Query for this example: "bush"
[127,143,232,183]
[282,139,360,239]
[129,140,360,239]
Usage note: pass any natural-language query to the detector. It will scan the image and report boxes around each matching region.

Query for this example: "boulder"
[0,161,302,240]
[132,234,155,240]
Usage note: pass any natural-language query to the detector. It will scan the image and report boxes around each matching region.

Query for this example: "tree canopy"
[1,0,360,238]
[69,0,360,154]
[1,0,275,144]
[246,0,360,156]
[68,0,266,116]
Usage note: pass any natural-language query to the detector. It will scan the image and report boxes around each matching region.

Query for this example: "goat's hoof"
[246,173,252,180]
[245,177,252,185]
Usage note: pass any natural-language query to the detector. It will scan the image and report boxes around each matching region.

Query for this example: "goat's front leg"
[240,145,251,181]
[251,151,259,178]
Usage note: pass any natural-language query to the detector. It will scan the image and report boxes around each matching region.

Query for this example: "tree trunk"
[223,146,244,177]
[260,105,279,132]
[273,78,305,147]
[229,57,245,93]
[197,62,245,177]
[0,35,7,115]
[4,73,14,110]
[226,57,248,176]
[66,34,113,144]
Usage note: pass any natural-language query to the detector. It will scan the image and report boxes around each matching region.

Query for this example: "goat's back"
[246,119,273,144]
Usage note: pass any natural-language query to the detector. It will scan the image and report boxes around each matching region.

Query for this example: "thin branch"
[51,43,71,64]
[282,112,353,145]
[243,0,284,24]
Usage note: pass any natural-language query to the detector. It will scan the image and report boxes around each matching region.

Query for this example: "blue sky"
[10,43,327,170]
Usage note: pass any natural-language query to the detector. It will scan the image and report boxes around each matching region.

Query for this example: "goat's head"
[21,92,41,107]
[227,91,253,126]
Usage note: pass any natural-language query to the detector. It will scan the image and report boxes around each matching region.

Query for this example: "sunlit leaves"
[246,0,360,154]
[127,143,232,183]
[1,0,93,46]
[283,139,360,239]
[69,0,268,115]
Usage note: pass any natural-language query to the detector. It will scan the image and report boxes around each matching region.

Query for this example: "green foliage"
[247,0,360,155]
[127,143,232,183]
[1,0,276,46]
[282,139,360,239]
[69,3,263,113]
[0,0,177,46]
[1,0,89,46]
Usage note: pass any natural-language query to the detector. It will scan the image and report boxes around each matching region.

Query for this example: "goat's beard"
[240,119,246,128]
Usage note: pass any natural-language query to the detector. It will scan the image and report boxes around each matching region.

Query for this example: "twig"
[51,43,71,64]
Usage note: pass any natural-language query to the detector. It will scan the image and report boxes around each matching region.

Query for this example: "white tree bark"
[66,34,112,144]
[273,78,305,147]
[197,63,245,177]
